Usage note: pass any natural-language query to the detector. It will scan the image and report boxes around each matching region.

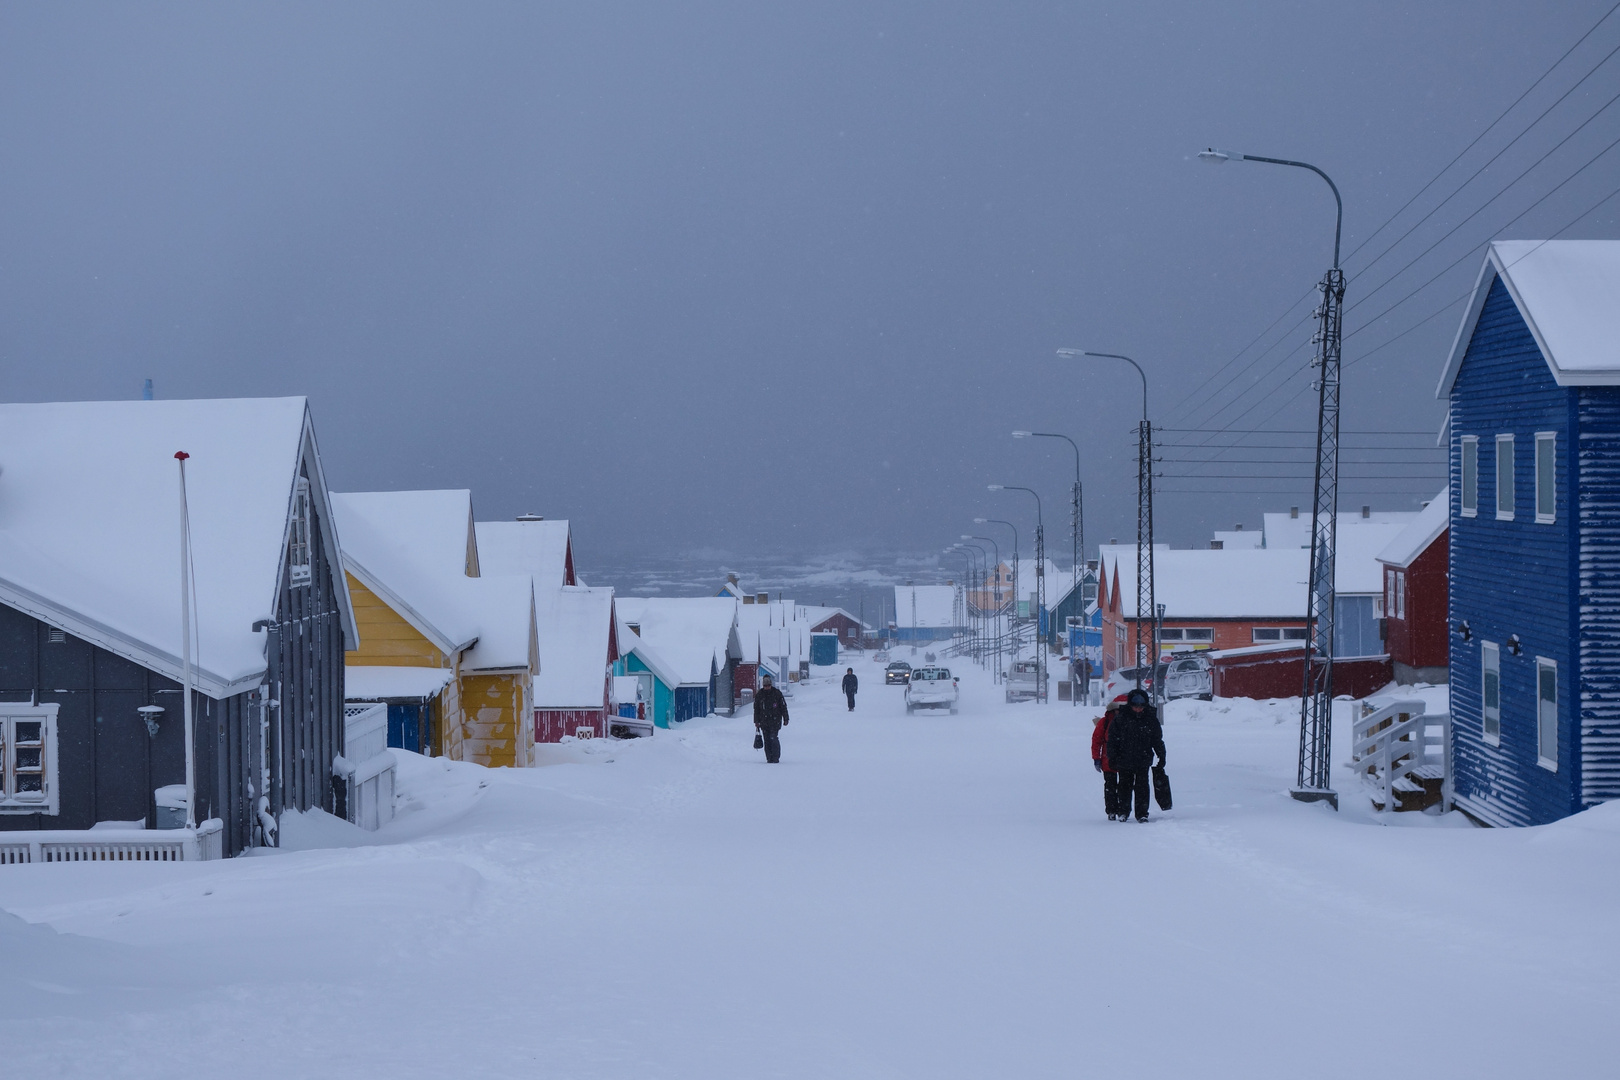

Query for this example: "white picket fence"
[1349,698,1451,813]
[0,819,224,864]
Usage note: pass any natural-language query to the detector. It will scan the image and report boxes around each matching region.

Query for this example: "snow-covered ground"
[5,661,1619,1077]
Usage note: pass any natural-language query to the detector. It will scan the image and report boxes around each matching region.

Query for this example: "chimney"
[1361,505,1370,518]
[1290,506,1299,519]
[1234,523,1242,531]
[742,595,755,604]
[727,573,739,585]
[1109,537,1118,545]
[516,513,543,522]
[756,593,769,605]
[1210,540,1224,550]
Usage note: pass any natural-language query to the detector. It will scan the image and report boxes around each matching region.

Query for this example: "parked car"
[1005,659,1047,703]
[1162,654,1213,700]
[885,661,912,685]
[1103,662,1167,702]
[905,667,958,714]
[873,650,891,664]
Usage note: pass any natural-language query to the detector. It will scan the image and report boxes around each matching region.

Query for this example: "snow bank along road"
[4,662,1620,1078]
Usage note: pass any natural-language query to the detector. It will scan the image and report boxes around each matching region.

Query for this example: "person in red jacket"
[1092,695,1129,821]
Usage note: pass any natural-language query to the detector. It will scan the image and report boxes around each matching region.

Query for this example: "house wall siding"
[457,672,532,767]
[344,574,450,667]
[1449,277,1577,826]
[1577,387,1620,804]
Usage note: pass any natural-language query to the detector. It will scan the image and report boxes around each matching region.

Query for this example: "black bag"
[753,731,764,750]
[1152,764,1173,811]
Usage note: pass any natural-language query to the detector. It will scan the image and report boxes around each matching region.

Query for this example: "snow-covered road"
[5,661,1620,1078]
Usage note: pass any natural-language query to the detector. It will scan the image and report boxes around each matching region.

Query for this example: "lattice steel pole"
[1198,147,1343,807]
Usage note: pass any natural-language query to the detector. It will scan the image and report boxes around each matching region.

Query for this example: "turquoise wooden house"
[1438,240,1620,826]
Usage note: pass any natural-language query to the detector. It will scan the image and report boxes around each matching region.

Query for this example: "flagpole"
[176,451,196,830]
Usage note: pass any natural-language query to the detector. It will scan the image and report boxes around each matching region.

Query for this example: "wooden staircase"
[1348,698,1451,813]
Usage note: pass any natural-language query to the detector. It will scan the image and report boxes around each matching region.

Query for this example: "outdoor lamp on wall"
[1457,620,1472,642]
[1507,634,1523,656]
[137,704,165,738]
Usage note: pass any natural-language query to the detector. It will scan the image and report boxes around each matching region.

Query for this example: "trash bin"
[154,784,188,829]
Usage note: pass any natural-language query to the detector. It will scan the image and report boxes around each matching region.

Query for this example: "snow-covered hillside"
[5,664,1618,1077]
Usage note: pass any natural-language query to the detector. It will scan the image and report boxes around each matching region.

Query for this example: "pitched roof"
[475,519,573,589]
[1377,488,1450,569]
[1437,240,1620,396]
[1099,547,1309,619]
[615,596,737,685]
[533,586,614,709]
[1262,511,1417,552]
[892,585,956,628]
[0,397,356,697]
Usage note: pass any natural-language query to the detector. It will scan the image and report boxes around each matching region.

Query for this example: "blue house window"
[1537,658,1558,771]
[1535,433,1556,523]
[1482,642,1500,746]
[1460,436,1478,517]
[1495,435,1515,521]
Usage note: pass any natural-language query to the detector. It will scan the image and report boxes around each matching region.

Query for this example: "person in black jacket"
[841,667,858,711]
[754,673,790,763]
[1105,687,1166,822]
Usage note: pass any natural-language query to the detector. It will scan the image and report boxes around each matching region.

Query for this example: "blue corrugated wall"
[1449,277,1577,825]
[1578,388,1620,804]
[673,685,709,724]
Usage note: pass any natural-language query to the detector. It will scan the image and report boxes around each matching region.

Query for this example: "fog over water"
[2,3,1617,578]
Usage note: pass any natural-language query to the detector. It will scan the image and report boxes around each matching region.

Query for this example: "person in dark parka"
[754,673,790,763]
[1092,695,1128,820]
[1105,687,1166,822]
[841,667,859,711]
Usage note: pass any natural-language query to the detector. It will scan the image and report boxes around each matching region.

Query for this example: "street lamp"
[959,541,991,663]
[990,484,1046,703]
[975,516,1018,680]
[1012,430,1084,654]
[943,547,975,659]
[1200,146,1345,809]
[1056,348,1156,699]
[963,533,1001,670]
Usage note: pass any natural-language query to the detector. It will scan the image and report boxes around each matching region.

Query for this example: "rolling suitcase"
[1151,764,1173,812]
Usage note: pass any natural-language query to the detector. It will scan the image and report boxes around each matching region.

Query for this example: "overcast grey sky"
[3,2,1617,571]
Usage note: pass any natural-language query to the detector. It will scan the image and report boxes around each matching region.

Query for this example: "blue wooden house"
[1437,240,1620,826]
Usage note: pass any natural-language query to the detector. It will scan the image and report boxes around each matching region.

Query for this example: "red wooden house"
[532,586,619,742]
[1376,489,1450,685]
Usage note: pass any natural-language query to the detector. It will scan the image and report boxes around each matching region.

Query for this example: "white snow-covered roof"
[1377,488,1450,570]
[333,490,481,652]
[1262,510,1418,552]
[1099,548,1309,619]
[1437,240,1620,396]
[615,597,737,686]
[892,585,957,628]
[1213,529,1263,550]
[344,665,455,701]
[616,621,680,689]
[533,586,614,709]
[475,519,573,588]
[0,397,357,698]
[333,490,535,671]
[1332,522,1414,594]
[800,605,865,630]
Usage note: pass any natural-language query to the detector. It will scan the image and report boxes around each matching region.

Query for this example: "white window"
[1537,658,1558,770]
[1536,432,1556,524]
[1384,569,1395,619]
[1496,435,1515,521]
[289,477,312,586]
[1183,628,1214,643]
[1395,572,1407,621]
[1253,627,1307,643]
[0,706,60,815]
[1460,436,1478,517]
[1481,642,1500,746]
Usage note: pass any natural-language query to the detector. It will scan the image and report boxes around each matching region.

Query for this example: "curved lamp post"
[989,484,1046,703]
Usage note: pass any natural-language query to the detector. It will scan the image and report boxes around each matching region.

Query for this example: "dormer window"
[289,477,312,587]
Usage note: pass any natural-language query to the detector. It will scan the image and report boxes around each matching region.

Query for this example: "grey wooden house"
[0,397,358,857]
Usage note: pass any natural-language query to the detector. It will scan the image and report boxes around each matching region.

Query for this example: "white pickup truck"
[905,667,959,714]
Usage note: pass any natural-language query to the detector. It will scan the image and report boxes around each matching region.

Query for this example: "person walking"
[1105,687,1165,822]
[754,673,790,763]
[1092,695,1127,820]
[841,667,859,712]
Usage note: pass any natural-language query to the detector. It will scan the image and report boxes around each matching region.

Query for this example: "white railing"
[1349,698,1451,813]
[0,818,224,864]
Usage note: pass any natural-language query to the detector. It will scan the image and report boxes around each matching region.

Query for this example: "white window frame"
[1535,432,1556,524]
[1253,627,1280,642]
[0,705,60,815]
[1460,436,1478,517]
[289,476,313,586]
[1537,657,1558,771]
[1395,571,1407,621]
[1496,435,1515,521]
[1182,628,1213,643]
[1384,569,1395,619]
[1481,642,1501,746]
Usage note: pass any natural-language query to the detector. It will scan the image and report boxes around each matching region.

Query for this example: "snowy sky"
[1,2,1616,569]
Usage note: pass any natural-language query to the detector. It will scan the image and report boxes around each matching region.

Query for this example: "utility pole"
[1199,147,1343,808]
[990,485,1046,702]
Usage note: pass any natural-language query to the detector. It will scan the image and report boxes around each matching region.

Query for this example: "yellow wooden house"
[332,490,538,768]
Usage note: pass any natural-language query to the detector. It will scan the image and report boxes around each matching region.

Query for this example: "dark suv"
[884,661,912,685]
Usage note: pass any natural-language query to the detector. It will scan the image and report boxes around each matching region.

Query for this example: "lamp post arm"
[1223,153,1342,269]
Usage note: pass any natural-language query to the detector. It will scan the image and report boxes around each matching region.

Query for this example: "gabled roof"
[1437,240,1620,396]
[1261,511,1417,551]
[617,621,680,690]
[533,586,615,709]
[615,596,737,686]
[1377,488,1450,570]
[476,519,574,588]
[0,397,357,698]
[458,577,537,672]
[1098,547,1309,619]
[892,585,956,628]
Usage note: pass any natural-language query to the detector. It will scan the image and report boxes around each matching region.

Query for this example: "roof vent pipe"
[1362,505,1370,518]
[1290,507,1299,519]
[516,513,543,522]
